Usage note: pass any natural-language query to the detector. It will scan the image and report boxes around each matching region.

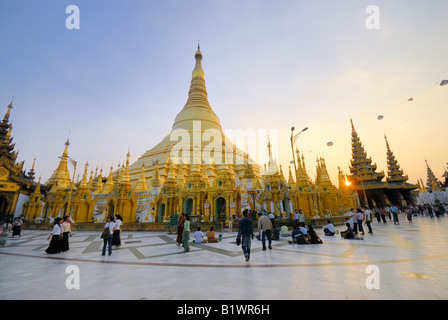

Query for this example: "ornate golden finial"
[192,44,205,79]
[350,118,356,132]
[195,42,202,61]
[384,134,390,149]
[3,98,13,122]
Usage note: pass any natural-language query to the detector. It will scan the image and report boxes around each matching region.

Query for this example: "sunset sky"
[0,0,447,185]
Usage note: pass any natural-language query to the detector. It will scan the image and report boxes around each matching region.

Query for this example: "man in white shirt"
[364,207,373,234]
[194,227,204,244]
[348,209,357,231]
[294,210,299,226]
[356,209,365,235]
[102,217,116,256]
[323,220,336,236]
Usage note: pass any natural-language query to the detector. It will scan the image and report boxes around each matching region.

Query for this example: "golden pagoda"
[314,157,339,216]
[290,148,315,217]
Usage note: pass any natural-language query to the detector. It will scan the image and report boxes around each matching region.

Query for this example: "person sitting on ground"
[307,224,323,244]
[289,225,309,244]
[341,218,354,239]
[206,226,219,243]
[341,218,364,240]
[280,223,290,237]
[323,220,336,236]
[193,226,205,244]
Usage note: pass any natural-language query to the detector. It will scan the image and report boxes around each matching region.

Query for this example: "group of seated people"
[194,219,361,245]
[288,224,323,244]
[285,219,363,243]
[193,226,221,244]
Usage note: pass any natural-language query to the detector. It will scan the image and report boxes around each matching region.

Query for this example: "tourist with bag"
[101,216,116,256]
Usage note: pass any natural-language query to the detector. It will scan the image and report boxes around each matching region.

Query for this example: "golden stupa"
[128,45,260,182]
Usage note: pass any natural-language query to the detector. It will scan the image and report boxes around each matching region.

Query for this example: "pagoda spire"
[46,139,72,188]
[294,148,311,189]
[425,159,443,192]
[135,164,148,192]
[288,165,295,185]
[151,161,161,188]
[171,45,222,133]
[120,151,131,185]
[79,161,89,188]
[25,157,36,181]
[384,134,408,185]
[419,178,428,193]
[347,119,386,206]
[2,99,13,124]
[101,166,114,194]
[94,169,103,194]
[348,119,385,185]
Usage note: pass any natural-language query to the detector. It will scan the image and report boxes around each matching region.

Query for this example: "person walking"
[2,218,12,237]
[101,216,116,256]
[391,205,399,225]
[380,208,388,223]
[293,210,299,226]
[176,213,186,246]
[61,216,72,252]
[11,217,23,237]
[406,207,413,223]
[257,212,273,250]
[237,209,254,261]
[46,217,62,254]
[374,207,381,223]
[112,214,122,247]
[182,215,191,252]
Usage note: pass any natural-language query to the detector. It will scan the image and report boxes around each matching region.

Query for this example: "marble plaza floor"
[1,215,448,300]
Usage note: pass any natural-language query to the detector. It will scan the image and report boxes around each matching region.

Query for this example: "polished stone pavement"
[1,215,448,300]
